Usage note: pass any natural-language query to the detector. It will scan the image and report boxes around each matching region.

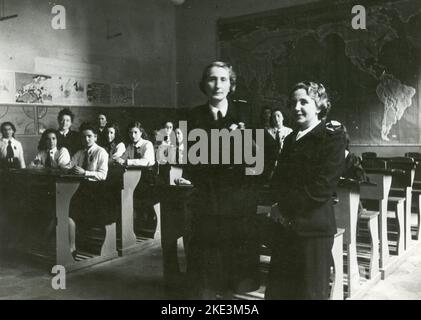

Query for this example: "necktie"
[175,145,180,164]
[45,151,53,168]
[82,150,89,170]
[6,140,14,160]
[134,146,142,159]
[217,110,223,121]
[275,130,282,150]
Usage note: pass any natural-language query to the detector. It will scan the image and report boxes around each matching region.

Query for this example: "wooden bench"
[108,165,161,256]
[2,169,118,272]
[360,170,392,275]
[386,157,416,250]
[362,159,407,256]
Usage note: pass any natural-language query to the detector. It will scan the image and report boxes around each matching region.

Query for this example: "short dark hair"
[199,61,237,95]
[38,128,60,151]
[79,122,98,135]
[290,81,331,120]
[1,122,16,137]
[270,108,286,127]
[57,108,75,123]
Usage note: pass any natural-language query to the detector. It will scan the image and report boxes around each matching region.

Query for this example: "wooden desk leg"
[367,215,380,279]
[396,201,405,255]
[348,191,360,298]
[335,187,360,298]
[154,203,161,239]
[379,199,390,269]
[55,181,80,267]
[120,171,142,254]
[405,188,413,249]
[101,223,117,256]
[330,231,344,300]
[417,194,421,240]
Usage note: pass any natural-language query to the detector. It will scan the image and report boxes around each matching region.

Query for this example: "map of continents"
[219,0,421,144]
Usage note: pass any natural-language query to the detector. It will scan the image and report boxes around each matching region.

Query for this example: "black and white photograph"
[0,0,421,305]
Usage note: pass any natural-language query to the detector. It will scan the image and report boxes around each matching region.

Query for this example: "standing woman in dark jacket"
[266,81,346,300]
[186,61,259,299]
[56,108,81,157]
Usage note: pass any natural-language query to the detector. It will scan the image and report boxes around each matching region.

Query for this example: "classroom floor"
[1,239,421,300]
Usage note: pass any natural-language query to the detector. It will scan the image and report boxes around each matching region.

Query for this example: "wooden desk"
[334,178,361,298]
[2,168,118,272]
[160,184,194,283]
[386,159,416,250]
[157,165,194,283]
[362,170,392,271]
[113,165,161,255]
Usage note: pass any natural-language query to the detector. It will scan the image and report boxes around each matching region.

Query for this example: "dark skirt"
[265,226,334,300]
[186,184,260,296]
[69,181,116,227]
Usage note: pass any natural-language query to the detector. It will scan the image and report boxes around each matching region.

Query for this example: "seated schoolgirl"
[116,121,155,167]
[103,123,126,165]
[30,128,71,169]
[0,121,25,169]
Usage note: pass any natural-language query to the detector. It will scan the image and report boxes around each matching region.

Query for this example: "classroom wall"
[0,0,177,163]
[0,0,176,106]
[175,0,316,108]
[175,0,421,156]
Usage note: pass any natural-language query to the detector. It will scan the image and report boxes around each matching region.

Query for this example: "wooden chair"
[362,152,377,160]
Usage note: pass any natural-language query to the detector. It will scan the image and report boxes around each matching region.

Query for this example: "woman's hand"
[270,203,290,226]
[229,123,238,131]
[175,177,192,185]
[70,166,85,175]
[116,158,126,165]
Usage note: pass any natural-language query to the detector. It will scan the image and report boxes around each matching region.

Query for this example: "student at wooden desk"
[68,122,109,259]
[30,128,71,169]
[267,81,346,300]
[0,121,26,169]
[116,121,158,234]
[103,123,126,166]
[116,121,155,167]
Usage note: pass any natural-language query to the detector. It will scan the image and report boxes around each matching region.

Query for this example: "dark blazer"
[271,121,346,237]
[97,128,108,148]
[186,100,255,216]
[56,130,81,157]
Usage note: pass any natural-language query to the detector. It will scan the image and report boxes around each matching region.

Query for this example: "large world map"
[218,0,421,145]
